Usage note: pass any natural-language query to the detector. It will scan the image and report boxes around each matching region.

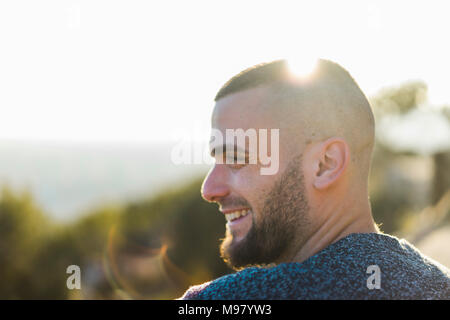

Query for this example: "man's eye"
[213,152,248,165]
[226,155,246,163]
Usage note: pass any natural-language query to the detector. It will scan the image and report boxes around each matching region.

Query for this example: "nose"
[201,164,230,203]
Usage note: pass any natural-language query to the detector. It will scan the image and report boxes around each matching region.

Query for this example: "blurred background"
[0,0,449,299]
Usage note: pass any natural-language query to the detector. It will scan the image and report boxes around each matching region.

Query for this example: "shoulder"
[178,248,372,300]
[179,233,450,299]
[178,264,316,300]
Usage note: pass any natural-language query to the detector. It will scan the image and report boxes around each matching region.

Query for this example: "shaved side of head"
[215,59,375,183]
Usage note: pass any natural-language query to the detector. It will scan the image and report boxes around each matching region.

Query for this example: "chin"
[220,231,256,270]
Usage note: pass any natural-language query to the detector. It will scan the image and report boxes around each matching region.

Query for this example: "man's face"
[201,87,311,270]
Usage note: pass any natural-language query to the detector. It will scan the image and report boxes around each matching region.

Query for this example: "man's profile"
[179,59,450,299]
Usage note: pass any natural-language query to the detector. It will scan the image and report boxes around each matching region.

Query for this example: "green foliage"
[370,81,427,116]
[115,178,232,297]
[0,187,49,298]
[0,179,232,299]
[164,178,232,281]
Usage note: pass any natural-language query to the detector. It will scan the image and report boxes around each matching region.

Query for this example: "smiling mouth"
[225,209,251,222]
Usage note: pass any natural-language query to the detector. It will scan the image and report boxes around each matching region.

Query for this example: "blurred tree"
[371,81,428,117]
[116,178,232,298]
[29,206,121,299]
[433,151,450,205]
[370,81,450,232]
[0,187,49,298]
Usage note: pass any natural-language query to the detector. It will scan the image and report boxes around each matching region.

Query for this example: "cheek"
[229,167,265,206]
[232,172,256,200]
[239,171,278,215]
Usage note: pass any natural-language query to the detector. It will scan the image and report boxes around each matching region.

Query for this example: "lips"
[224,209,251,222]
[222,208,253,240]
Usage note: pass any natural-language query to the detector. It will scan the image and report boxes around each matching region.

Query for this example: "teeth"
[225,209,251,222]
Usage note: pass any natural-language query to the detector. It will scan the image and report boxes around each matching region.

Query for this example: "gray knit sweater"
[180,233,450,299]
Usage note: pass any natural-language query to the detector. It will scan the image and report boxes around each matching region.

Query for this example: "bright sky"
[0,0,449,145]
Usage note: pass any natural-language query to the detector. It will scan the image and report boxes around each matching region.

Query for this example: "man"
[179,59,450,299]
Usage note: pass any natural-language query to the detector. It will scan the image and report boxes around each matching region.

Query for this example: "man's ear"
[313,138,350,190]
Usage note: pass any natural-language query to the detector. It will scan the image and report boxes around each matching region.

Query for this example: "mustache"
[217,197,251,210]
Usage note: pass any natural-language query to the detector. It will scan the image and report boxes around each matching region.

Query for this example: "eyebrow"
[210,144,248,157]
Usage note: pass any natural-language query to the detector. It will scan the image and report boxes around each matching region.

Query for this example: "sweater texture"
[180,233,450,299]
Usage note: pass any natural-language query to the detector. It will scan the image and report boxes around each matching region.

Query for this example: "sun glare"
[286,56,319,79]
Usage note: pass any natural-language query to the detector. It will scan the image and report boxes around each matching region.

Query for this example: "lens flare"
[102,224,191,299]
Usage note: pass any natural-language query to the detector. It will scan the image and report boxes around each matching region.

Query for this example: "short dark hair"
[214,59,361,101]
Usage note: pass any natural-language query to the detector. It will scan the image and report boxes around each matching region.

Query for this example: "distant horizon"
[0,141,209,221]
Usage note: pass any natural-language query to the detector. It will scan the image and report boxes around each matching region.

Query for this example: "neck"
[284,195,378,264]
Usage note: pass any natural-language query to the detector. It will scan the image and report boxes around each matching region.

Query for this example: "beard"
[220,154,310,270]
